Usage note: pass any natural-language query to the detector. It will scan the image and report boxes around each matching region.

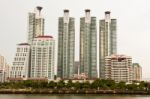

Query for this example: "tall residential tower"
[57,10,75,79]
[80,9,97,79]
[28,6,44,44]
[31,36,55,80]
[99,11,117,78]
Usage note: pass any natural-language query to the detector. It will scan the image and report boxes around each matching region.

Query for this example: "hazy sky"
[0,0,150,79]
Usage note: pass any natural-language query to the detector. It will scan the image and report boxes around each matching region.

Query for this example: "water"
[0,94,150,99]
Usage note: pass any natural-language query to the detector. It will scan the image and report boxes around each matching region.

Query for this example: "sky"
[0,0,150,79]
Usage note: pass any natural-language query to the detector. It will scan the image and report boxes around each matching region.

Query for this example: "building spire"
[36,6,43,17]
[85,9,91,23]
[63,9,69,23]
[105,11,111,22]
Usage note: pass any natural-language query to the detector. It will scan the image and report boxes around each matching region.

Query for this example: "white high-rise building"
[10,43,30,80]
[105,55,132,83]
[0,55,9,82]
[28,6,44,44]
[31,36,55,80]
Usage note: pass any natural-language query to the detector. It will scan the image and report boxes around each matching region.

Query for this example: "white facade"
[105,55,132,83]
[0,55,9,82]
[10,43,30,80]
[31,36,55,80]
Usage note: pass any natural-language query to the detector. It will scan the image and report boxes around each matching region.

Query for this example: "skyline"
[0,0,150,78]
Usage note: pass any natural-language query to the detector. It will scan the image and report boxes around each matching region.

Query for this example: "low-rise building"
[132,63,142,81]
[105,54,132,83]
[0,55,10,82]
[10,43,31,80]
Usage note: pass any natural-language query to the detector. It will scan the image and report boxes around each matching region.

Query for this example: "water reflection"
[0,94,149,99]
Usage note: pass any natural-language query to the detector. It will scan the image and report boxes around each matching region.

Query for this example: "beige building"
[132,63,142,81]
[105,55,132,83]
[0,55,9,82]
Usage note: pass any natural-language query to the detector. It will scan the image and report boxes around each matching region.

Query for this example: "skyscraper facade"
[80,9,97,79]
[28,6,44,44]
[132,63,142,81]
[105,55,132,83]
[10,43,31,80]
[57,10,75,79]
[99,11,117,78]
[31,36,55,80]
[74,61,80,75]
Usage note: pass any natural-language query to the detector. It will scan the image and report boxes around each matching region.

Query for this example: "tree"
[116,81,126,90]
[57,80,65,89]
[66,80,74,89]
[48,81,56,89]
[74,81,81,90]
[82,81,90,89]
[105,79,116,90]
[23,80,33,88]
[126,83,138,91]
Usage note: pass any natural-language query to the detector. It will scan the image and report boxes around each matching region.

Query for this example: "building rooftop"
[133,63,141,67]
[106,55,131,62]
[35,35,53,38]
[18,43,30,46]
[105,11,111,14]
[85,9,90,12]
[64,9,69,12]
[36,6,43,11]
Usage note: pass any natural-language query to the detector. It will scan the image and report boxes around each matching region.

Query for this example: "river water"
[0,94,150,99]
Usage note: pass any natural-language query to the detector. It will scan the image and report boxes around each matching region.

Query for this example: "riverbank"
[0,89,149,94]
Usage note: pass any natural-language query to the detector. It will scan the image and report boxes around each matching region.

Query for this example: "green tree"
[48,81,56,89]
[105,79,116,90]
[66,80,74,89]
[91,79,99,89]
[57,80,65,89]
[126,83,138,91]
[74,81,81,90]
[82,81,90,89]
[117,81,126,90]
[23,80,33,88]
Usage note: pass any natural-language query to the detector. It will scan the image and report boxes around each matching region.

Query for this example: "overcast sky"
[0,0,150,79]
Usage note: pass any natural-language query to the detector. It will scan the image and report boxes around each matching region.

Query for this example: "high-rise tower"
[99,11,117,78]
[57,10,75,79]
[28,6,44,44]
[80,9,97,79]
[31,36,55,80]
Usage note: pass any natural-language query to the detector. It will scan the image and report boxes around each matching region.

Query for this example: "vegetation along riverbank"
[0,79,150,94]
